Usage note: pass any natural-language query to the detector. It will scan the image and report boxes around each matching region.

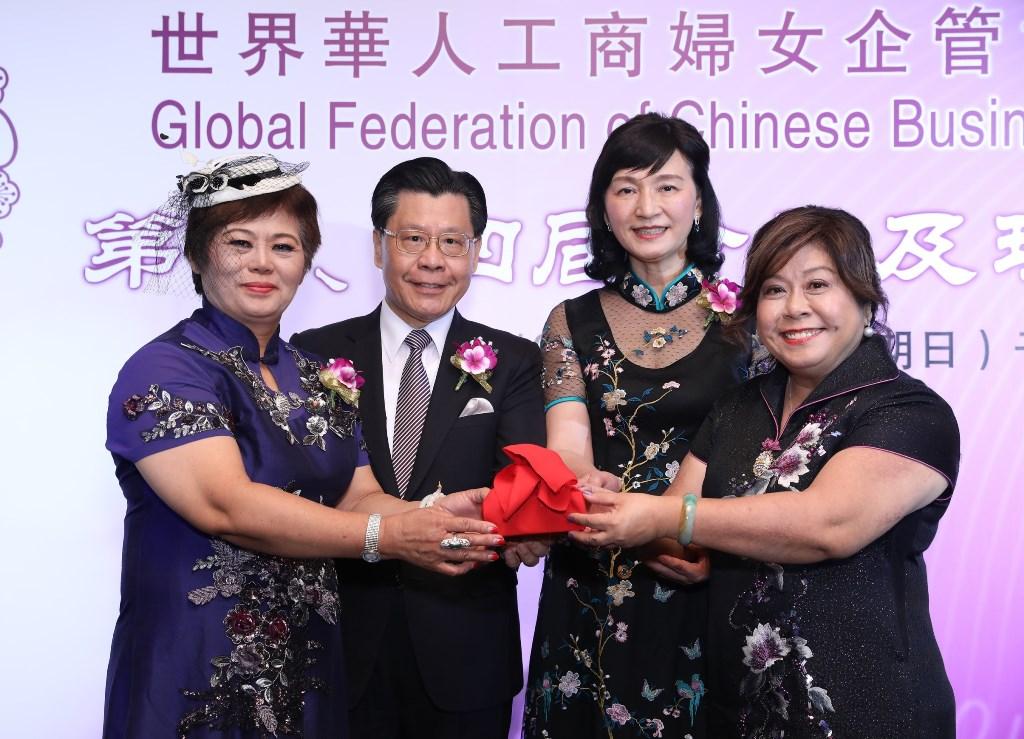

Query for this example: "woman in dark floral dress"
[523,114,750,739]
[103,155,501,738]
[571,206,959,738]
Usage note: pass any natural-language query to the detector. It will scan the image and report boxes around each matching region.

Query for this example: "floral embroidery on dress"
[664,281,691,307]
[589,336,687,492]
[723,401,856,738]
[178,537,339,737]
[744,403,850,496]
[618,268,704,314]
[182,343,358,450]
[631,283,654,307]
[124,384,235,442]
[541,323,581,390]
[526,551,705,738]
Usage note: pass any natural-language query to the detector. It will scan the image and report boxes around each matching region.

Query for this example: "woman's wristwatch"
[362,513,382,563]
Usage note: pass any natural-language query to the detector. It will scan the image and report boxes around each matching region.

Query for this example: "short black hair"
[584,113,723,284]
[370,157,487,237]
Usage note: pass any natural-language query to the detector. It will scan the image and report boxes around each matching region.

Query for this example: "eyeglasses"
[379,228,477,257]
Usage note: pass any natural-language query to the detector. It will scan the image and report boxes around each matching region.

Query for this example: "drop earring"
[693,217,701,234]
[863,323,875,338]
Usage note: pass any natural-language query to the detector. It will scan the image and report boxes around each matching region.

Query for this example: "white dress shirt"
[379,300,455,454]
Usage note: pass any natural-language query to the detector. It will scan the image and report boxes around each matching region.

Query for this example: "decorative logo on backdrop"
[0,66,20,248]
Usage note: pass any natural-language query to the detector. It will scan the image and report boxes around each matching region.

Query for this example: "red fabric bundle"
[482,444,587,537]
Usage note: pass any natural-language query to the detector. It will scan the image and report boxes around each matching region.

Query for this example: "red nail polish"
[495,536,506,546]
[489,552,499,561]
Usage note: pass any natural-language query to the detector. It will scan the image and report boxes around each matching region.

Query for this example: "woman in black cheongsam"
[571,206,959,738]
[523,114,750,739]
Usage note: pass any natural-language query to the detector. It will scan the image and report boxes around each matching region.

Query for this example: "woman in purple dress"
[103,155,503,738]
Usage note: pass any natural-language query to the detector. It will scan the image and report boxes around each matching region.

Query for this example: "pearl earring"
[863,324,875,338]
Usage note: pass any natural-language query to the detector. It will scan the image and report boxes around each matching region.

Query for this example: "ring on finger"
[440,535,471,550]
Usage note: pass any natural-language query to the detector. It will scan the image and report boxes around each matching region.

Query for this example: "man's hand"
[435,487,489,519]
[501,537,555,569]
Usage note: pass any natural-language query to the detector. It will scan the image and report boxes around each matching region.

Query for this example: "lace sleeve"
[540,301,587,410]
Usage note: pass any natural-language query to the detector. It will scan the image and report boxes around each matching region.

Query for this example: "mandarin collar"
[760,335,899,420]
[617,264,703,313]
[195,299,282,364]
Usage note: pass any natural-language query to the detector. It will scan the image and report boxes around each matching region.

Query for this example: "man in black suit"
[292,157,545,739]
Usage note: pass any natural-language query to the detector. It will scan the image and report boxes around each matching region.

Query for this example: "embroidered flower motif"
[558,671,581,697]
[582,361,600,380]
[795,422,822,446]
[180,538,339,737]
[305,415,328,442]
[182,344,357,449]
[614,621,629,643]
[742,623,791,673]
[261,612,291,645]
[606,703,632,725]
[606,580,635,606]
[791,635,813,660]
[319,356,364,407]
[566,577,578,589]
[640,325,688,354]
[124,384,235,442]
[603,417,616,437]
[230,643,269,676]
[662,380,680,390]
[631,283,653,307]
[643,442,660,461]
[602,388,628,411]
[451,336,498,392]
[644,717,665,737]
[224,604,260,644]
[773,446,811,487]
[665,281,690,306]
[696,276,742,327]
[665,460,680,482]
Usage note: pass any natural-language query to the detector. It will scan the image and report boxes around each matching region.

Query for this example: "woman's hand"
[378,508,503,576]
[639,539,710,585]
[568,488,677,549]
[577,469,622,492]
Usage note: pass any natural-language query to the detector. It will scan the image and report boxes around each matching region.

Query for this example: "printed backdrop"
[1,1,1022,736]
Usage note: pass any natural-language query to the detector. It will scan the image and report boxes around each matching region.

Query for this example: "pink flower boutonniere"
[318,357,365,407]
[451,337,498,393]
[696,277,742,328]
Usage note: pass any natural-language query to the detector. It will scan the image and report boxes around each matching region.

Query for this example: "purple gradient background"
[0,2,1021,737]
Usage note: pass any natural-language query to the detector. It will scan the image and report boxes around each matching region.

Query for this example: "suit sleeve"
[289,328,317,356]
[493,339,546,471]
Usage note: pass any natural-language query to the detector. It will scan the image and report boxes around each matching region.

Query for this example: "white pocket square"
[459,397,495,418]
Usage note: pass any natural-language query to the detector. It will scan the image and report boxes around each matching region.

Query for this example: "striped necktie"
[392,329,433,498]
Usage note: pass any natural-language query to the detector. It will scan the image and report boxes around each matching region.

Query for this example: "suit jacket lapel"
[407,310,469,496]
[354,307,400,495]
